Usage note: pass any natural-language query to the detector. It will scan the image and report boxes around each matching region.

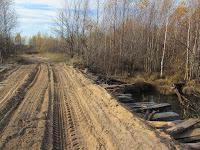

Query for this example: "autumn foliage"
[27,0,200,83]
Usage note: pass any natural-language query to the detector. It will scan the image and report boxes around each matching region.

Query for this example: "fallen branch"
[147,110,157,121]
[174,89,197,113]
[148,121,175,128]
[103,83,135,89]
[166,119,200,136]
[174,89,184,105]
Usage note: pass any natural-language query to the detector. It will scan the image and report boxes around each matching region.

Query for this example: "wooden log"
[175,128,200,143]
[166,119,200,137]
[126,102,157,112]
[148,121,175,128]
[146,110,157,121]
[124,93,132,98]
[130,103,171,113]
[177,135,200,143]
[126,102,157,107]
[101,84,109,86]
[118,96,133,103]
[115,94,132,99]
[103,83,134,89]
[184,143,200,150]
[174,89,184,105]
[175,128,200,139]
[150,112,180,121]
[119,99,133,103]
[114,88,126,93]
[118,95,132,100]
[150,120,183,130]
[172,120,185,125]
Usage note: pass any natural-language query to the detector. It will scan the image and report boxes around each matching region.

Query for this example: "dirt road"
[0,56,186,150]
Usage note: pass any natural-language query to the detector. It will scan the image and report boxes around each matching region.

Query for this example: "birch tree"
[0,0,18,59]
[160,0,175,77]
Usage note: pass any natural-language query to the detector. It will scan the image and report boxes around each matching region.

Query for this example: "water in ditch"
[131,93,200,119]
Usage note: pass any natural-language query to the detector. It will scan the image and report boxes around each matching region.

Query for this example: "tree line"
[2,0,200,83]
[0,0,19,62]
[49,0,200,81]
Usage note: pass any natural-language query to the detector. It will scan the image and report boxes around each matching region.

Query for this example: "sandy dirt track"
[0,56,186,150]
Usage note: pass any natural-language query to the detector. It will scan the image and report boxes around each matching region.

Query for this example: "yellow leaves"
[140,0,149,7]
[174,2,188,20]
[137,0,150,10]
[27,41,31,49]
[15,33,21,45]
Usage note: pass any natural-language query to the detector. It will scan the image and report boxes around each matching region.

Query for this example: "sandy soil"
[0,56,187,150]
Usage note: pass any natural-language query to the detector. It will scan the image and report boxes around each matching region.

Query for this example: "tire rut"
[52,66,82,150]
[41,64,54,150]
[0,64,51,150]
[0,65,39,134]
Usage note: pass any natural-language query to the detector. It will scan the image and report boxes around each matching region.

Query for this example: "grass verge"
[112,70,200,95]
[33,53,82,65]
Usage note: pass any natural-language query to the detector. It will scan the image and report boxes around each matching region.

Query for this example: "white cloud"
[14,0,62,8]
[14,0,60,37]
[13,0,101,37]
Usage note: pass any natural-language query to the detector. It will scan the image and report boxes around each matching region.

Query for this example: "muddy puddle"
[0,64,12,69]
[131,93,200,119]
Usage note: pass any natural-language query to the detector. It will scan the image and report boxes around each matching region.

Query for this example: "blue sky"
[14,0,61,38]
[14,0,100,38]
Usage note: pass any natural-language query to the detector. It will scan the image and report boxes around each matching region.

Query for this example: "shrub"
[157,85,172,95]
[149,72,161,81]
[182,86,195,95]
[154,78,171,86]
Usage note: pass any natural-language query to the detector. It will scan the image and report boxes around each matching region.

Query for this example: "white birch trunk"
[160,13,169,77]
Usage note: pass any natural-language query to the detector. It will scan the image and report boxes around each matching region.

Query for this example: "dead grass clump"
[132,76,146,83]
[133,72,150,80]
[154,78,171,86]
[187,80,196,86]
[149,72,161,81]
[35,53,69,62]
[157,85,172,95]
[182,80,197,95]
[162,70,176,76]
[66,56,82,66]
[183,86,196,95]
[170,73,184,83]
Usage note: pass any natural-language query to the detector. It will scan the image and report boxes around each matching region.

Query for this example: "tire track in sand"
[0,65,38,134]
[52,65,83,150]
[0,59,186,150]
[53,63,185,150]
[0,64,52,150]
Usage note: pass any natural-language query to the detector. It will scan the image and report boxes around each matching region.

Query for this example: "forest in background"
[0,0,19,61]
[1,0,200,87]
[27,0,200,82]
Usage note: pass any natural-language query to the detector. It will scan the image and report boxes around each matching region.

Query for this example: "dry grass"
[182,80,198,95]
[182,86,196,95]
[154,79,170,86]
[157,85,173,95]
[34,53,69,62]
[33,53,82,65]
[114,70,189,94]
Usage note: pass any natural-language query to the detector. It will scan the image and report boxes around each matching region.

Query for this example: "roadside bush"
[170,73,184,83]
[157,85,172,95]
[183,86,196,95]
[149,72,161,81]
[154,78,170,86]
